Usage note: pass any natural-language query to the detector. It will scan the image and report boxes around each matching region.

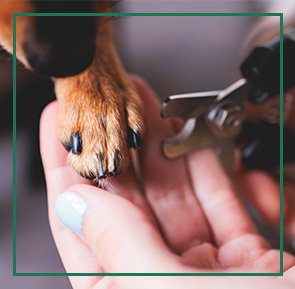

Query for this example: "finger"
[237,171,285,224]
[188,149,257,246]
[40,101,92,189]
[282,265,295,283]
[108,164,159,227]
[55,184,182,274]
[132,76,212,253]
[284,183,295,240]
[40,102,102,288]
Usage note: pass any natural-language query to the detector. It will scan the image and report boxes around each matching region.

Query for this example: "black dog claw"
[109,150,120,177]
[132,131,141,149]
[96,154,107,179]
[127,126,141,149]
[71,133,82,154]
[85,172,96,180]
[108,171,116,177]
[63,142,72,152]
[97,171,107,179]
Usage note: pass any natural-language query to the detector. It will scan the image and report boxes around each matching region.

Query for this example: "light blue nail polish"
[55,192,87,236]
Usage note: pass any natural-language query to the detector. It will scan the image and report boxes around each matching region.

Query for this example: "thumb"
[55,184,180,274]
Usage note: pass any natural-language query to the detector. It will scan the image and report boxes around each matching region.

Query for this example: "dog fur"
[0,0,144,180]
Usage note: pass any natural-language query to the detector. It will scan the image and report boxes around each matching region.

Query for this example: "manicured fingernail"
[55,192,87,236]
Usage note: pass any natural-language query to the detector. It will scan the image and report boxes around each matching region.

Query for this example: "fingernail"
[291,238,295,252]
[55,192,87,236]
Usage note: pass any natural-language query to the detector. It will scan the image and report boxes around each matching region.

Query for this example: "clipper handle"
[240,25,295,104]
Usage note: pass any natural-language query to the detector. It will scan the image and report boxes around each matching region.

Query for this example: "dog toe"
[56,75,144,183]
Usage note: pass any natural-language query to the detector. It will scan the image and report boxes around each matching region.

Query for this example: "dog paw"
[55,77,144,181]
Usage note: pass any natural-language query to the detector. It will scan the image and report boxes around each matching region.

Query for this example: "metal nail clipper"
[161,25,295,178]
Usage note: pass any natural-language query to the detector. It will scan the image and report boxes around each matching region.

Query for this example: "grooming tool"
[161,25,295,175]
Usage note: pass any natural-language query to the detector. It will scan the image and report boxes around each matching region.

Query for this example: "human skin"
[40,76,295,289]
[239,6,295,243]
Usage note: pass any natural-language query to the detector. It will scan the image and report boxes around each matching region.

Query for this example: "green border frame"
[13,12,284,276]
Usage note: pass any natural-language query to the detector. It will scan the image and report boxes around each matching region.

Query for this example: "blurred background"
[0,0,293,288]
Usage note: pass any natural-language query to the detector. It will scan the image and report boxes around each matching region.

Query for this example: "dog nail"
[97,171,107,179]
[132,131,141,149]
[96,154,107,179]
[63,142,72,152]
[109,171,115,177]
[55,192,87,236]
[85,172,96,180]
[114,150,120,173]
[109,169,118,177]
[71,134,82,154]
[109,150,120,177]
[127,126,141,149]
[109,170,121,177]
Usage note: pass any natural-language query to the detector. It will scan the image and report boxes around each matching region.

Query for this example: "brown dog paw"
[55,74,144,181]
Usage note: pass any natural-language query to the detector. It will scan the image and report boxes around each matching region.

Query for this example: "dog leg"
[55,39,144,181]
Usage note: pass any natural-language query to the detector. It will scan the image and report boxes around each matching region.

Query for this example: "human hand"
[239,7,295,245]
[40,76,295,289]
[237,170,295,247]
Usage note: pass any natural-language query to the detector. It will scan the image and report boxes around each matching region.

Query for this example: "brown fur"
[0,1,144,180]
[0,1,33,65]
